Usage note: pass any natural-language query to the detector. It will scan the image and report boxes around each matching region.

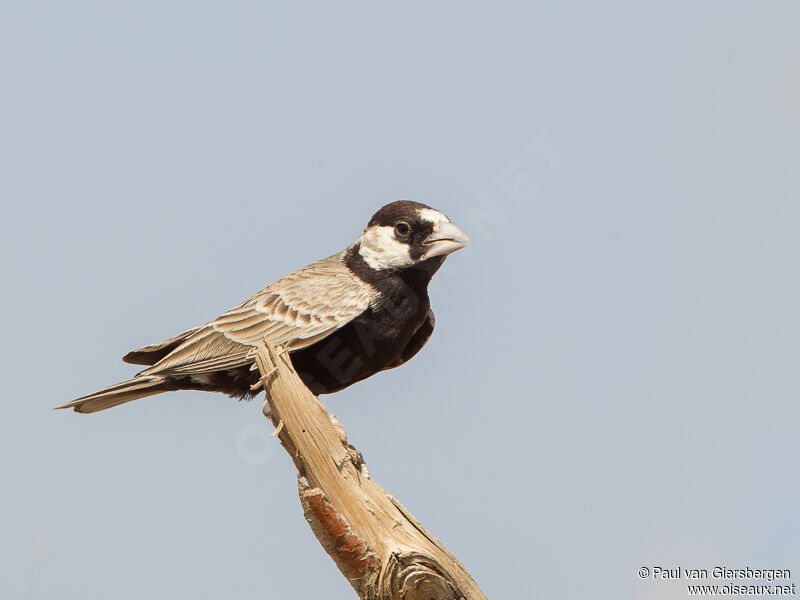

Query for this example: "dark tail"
[56,376,176,414]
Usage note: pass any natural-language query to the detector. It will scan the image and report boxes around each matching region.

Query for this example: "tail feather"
[122,326,201,366]
[56,376,176,414]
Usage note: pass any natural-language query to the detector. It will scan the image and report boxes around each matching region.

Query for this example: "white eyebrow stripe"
[416,208,449,224]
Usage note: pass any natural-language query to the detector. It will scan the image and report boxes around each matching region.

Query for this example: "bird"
[57,201,469,413]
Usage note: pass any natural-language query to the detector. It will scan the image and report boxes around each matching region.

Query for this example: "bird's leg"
[254,341,287,432]
[262,396,273,421]
[260,377,279,427]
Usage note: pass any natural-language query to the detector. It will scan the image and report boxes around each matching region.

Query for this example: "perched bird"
[57,201,469,413]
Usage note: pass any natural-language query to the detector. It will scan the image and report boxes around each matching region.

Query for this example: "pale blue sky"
[1,2,799,599]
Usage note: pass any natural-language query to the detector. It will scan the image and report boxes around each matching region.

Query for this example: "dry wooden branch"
[254,341,487,600]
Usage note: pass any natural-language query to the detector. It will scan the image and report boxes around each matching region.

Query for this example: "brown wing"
[138,251,374,377]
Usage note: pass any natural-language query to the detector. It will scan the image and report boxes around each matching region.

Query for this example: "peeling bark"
[254,342,487,600]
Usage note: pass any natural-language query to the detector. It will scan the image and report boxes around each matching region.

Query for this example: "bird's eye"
[394,222,411,237]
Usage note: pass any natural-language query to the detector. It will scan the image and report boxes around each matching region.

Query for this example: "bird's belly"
[289,309,425,395]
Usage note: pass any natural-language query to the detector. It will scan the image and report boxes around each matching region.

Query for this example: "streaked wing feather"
[142,252,373,377]
[157,352,253,375]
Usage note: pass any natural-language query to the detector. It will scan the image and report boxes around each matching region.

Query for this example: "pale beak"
[422,221,470,259]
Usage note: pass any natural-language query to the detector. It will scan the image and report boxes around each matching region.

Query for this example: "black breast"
[289,247,444,394]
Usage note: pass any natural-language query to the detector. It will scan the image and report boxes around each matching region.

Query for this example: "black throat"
[344,243,445,294]
[283,245,444,395]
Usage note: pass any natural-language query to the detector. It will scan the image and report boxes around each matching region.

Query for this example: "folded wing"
[138,252,374,377]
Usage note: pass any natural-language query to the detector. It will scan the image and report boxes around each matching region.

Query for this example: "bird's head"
[356,201,470,271]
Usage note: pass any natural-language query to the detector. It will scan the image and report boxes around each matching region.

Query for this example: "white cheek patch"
[358,226,415,270]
